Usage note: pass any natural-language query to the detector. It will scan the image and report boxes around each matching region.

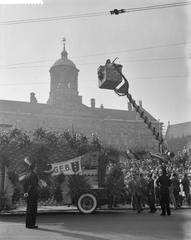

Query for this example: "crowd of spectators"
[120,147,191,212]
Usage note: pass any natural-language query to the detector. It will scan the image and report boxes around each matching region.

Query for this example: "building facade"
[0,43,161,152]
[166,121,191,154]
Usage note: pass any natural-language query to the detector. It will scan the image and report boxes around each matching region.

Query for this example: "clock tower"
[47,39,82,106]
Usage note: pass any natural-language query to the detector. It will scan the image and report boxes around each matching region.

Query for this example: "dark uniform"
[23,170,38,228]
[156,169,171,216]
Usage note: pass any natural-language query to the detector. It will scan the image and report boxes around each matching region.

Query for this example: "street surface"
[1,209,191,240]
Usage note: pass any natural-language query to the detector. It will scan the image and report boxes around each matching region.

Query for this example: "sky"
[0,0,191,128]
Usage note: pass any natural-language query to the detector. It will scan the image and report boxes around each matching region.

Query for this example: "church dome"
[50,40,78,70]
[52,58,76,68]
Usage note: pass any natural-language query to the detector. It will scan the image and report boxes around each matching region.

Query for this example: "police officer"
[156,167,171,216]
[23,157,39,229]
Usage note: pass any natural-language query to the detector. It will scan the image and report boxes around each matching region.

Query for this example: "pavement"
[2,209,191,240]
[1,204,191,215]
[0,205,78,215]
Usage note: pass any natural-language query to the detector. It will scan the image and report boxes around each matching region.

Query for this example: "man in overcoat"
[156,167,171,216]
[23,157,39,229]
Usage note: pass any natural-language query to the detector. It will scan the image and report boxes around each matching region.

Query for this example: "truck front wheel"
[77,193,97,214]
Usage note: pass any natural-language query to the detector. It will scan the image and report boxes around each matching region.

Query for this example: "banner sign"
[50,156,82,176]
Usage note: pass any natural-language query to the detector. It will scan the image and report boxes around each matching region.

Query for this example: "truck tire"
[77,193,97,214]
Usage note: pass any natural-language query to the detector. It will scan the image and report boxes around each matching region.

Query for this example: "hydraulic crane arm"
[97,59,174,157]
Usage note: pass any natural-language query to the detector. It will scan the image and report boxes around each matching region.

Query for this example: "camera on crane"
[97,59,123,90]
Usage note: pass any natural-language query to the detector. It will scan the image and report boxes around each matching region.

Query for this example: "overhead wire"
[73,41,191,59]
[0,55,189,70]
[0,1,191,25]
[0,2,190,67]
[0,2,190,85]
[0,41,191,69]
[122,1,191,13]
[0,11,109,26]
[0,74,188,87]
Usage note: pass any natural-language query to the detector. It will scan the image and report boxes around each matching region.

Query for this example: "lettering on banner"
[51,158,81,175]
[59,164,64,173]
[54,166,59,174]
[71,161,80,173]
[65,164,71,171]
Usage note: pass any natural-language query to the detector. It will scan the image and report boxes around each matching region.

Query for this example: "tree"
[68,175,91,204]
[105,163,125,208]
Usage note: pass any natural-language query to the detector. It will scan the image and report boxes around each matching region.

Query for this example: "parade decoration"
[23,157,32,166]
[45,156,82,176]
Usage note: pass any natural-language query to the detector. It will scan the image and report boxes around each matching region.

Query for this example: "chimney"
[91,98,95,108]
[100,104,104,109]
[139,100,142,108]
[30,92,37,104]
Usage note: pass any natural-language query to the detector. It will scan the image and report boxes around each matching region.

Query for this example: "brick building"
[0,43,161,152]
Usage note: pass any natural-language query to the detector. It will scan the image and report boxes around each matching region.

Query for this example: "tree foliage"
[68,175,91,204]
[0,127,128,207]
[105,163,126,207]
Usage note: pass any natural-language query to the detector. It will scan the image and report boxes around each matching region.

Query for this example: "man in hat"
[23,157,39,229]
[156,167,171,216]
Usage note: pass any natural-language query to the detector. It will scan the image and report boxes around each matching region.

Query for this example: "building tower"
[47,38,82,106]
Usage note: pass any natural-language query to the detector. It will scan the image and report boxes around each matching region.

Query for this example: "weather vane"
[62,37,66,50]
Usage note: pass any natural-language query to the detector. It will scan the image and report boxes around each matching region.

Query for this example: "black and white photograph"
[0,0,191,239]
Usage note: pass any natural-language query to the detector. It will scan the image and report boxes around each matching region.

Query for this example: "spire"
[61,37,68,59]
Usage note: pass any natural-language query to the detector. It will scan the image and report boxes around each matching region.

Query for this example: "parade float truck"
[45,151,110,214]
